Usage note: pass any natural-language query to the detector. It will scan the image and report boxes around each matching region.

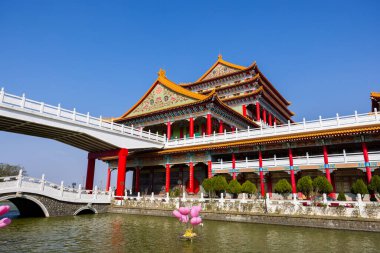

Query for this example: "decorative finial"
[158,68,166,78]
[218,53,222,59]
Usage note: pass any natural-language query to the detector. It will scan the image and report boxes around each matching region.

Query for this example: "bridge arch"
[73,206,98,216]
[0,194,50,217]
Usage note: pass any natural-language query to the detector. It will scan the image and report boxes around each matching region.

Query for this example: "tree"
[297,176,313,198]
[274,179,292,198]
[351,179,369,199]
[202,178,214,197]
[337,192,346,201]
[212,176,228,195]
[312,176,333,194]
[241,180,257,197]
[368,175,380,198]
[0,164,26,177]
[227,179,242,198]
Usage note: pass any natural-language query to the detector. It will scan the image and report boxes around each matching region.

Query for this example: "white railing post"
[72,108,76,121]
[303,117,306,129]
[274,154,277,166]
[77,184,82,199]
[166,192,170,202]
[111,120,114,130]
[57,103,61,117]
[260,123,263,135]
[39,102,45,113]
[40,174,45,192]
[336,113,340,126]
[131,125,134,136]
[182,191,186,201]
[20,93,26,108]
[219,192,224,203]
[0,87,4,103]
[247,126,250,136]
[274,121,277,133]
[17,169,23,188]
[94,186,98,200]
[213,131,216,142]
[322,193,327,204]
[150,192,155,201]
[137,192,141,201]
[148,130,151,139]
[375,108,378,121]
[306,152,310,164]
[200,192,205,202]
[343,149,347,163]
[287,120,291,132]
[220,158,223,170]
[224,129,227,140]
[245,157,248,168]
[99,116,102,127]
[354,110,358,122]
[108,187,113,201]
[86,112,90,124]
[122,124,125,134]
[60,181,64,197]
[319,116,323,127]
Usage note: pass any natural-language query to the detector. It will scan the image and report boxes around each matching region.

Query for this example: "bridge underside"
[0,115,118,152]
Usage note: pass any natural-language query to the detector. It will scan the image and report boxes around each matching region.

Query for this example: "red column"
[268,114,273,126]
[115,148,128,196]
[218,120,224,134]
[288,148,296,194]
[242,104,247,117]
[323,146,336,198]
[85,156,95,190]
[256,101,261,121]
[263,109,267,124]
[259,150,265,197]
[189,117,194,138]
[232,153,236,180]
[189,162,194,194]
[165,164,170,193]
[207,114,212,136]
[362,142,372,183]
[207,160,212,178]
[106,167,111,192]
[135,167,140,193]
[166,121,171,140]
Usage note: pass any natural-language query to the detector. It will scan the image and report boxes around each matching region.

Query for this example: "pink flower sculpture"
[0,205,11,229]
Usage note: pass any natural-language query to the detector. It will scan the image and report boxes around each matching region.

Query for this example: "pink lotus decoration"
[0,205,11,229]
[172,205,203,239]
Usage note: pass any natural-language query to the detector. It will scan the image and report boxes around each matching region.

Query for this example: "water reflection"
[0,213,379,253]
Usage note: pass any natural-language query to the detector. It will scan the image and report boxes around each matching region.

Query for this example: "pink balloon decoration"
[190,207,200,218]
[172,210,182,219]
[179,207,190,215]
[190,217,202,226]
[0,218,11,228]
[180,214,189,223]
[0,205,10,216]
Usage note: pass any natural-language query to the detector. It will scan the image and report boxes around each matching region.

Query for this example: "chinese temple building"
[88,56,380,199]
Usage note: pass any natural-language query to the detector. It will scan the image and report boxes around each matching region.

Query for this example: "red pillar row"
[362,142,372,183]
[259,150,265,197]
[207,113,212,136]
[189,162,194,194]
[218,120,224,134]
[263,109,267,124]
[189,117,194,138]
[256,101,261,121]
[135,167,140,193]
[268,114,273,126]
[232,153,236,180]
[207,160,212,179]
[116,149,129,196]
[165,164,170,193]
[288,148,297,194]
[106,168,111,192]
[242,104,247,117]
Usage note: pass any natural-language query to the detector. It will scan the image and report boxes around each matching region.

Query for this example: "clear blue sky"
[0,1,379,188]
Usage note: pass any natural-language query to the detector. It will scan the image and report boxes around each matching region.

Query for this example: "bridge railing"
[165,110,379,147]
[0,170,112,203]
[0,88,166,144]
[212,151,380,171]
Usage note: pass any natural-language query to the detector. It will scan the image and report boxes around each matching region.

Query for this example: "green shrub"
[312,176,333,194]
[297,176,313,198]
[274,179,292,197]
[351,179,368,198]
[212,176,228,193]
[227,179,242,198]
[241,180,257,196]
[368,175,380,194]
[337,191,346,201]
[169,186,181,197]
[202,178,214,197]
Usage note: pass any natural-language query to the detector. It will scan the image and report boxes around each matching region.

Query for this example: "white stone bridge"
[0,171,111,217]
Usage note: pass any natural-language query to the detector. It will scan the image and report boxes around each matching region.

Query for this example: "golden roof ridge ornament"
[158,68,166,78]
[218,53,222,59]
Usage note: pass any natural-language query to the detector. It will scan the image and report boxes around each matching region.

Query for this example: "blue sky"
[0,1,379,188]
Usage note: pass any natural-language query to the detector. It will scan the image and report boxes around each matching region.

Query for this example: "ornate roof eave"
[199,73,260,94]
[152,124,380,155]
[370,92,380,100]
[114,70,209,122]
[180,61,257,87]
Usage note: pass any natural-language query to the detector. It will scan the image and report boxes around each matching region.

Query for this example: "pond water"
[1,212,379,253]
